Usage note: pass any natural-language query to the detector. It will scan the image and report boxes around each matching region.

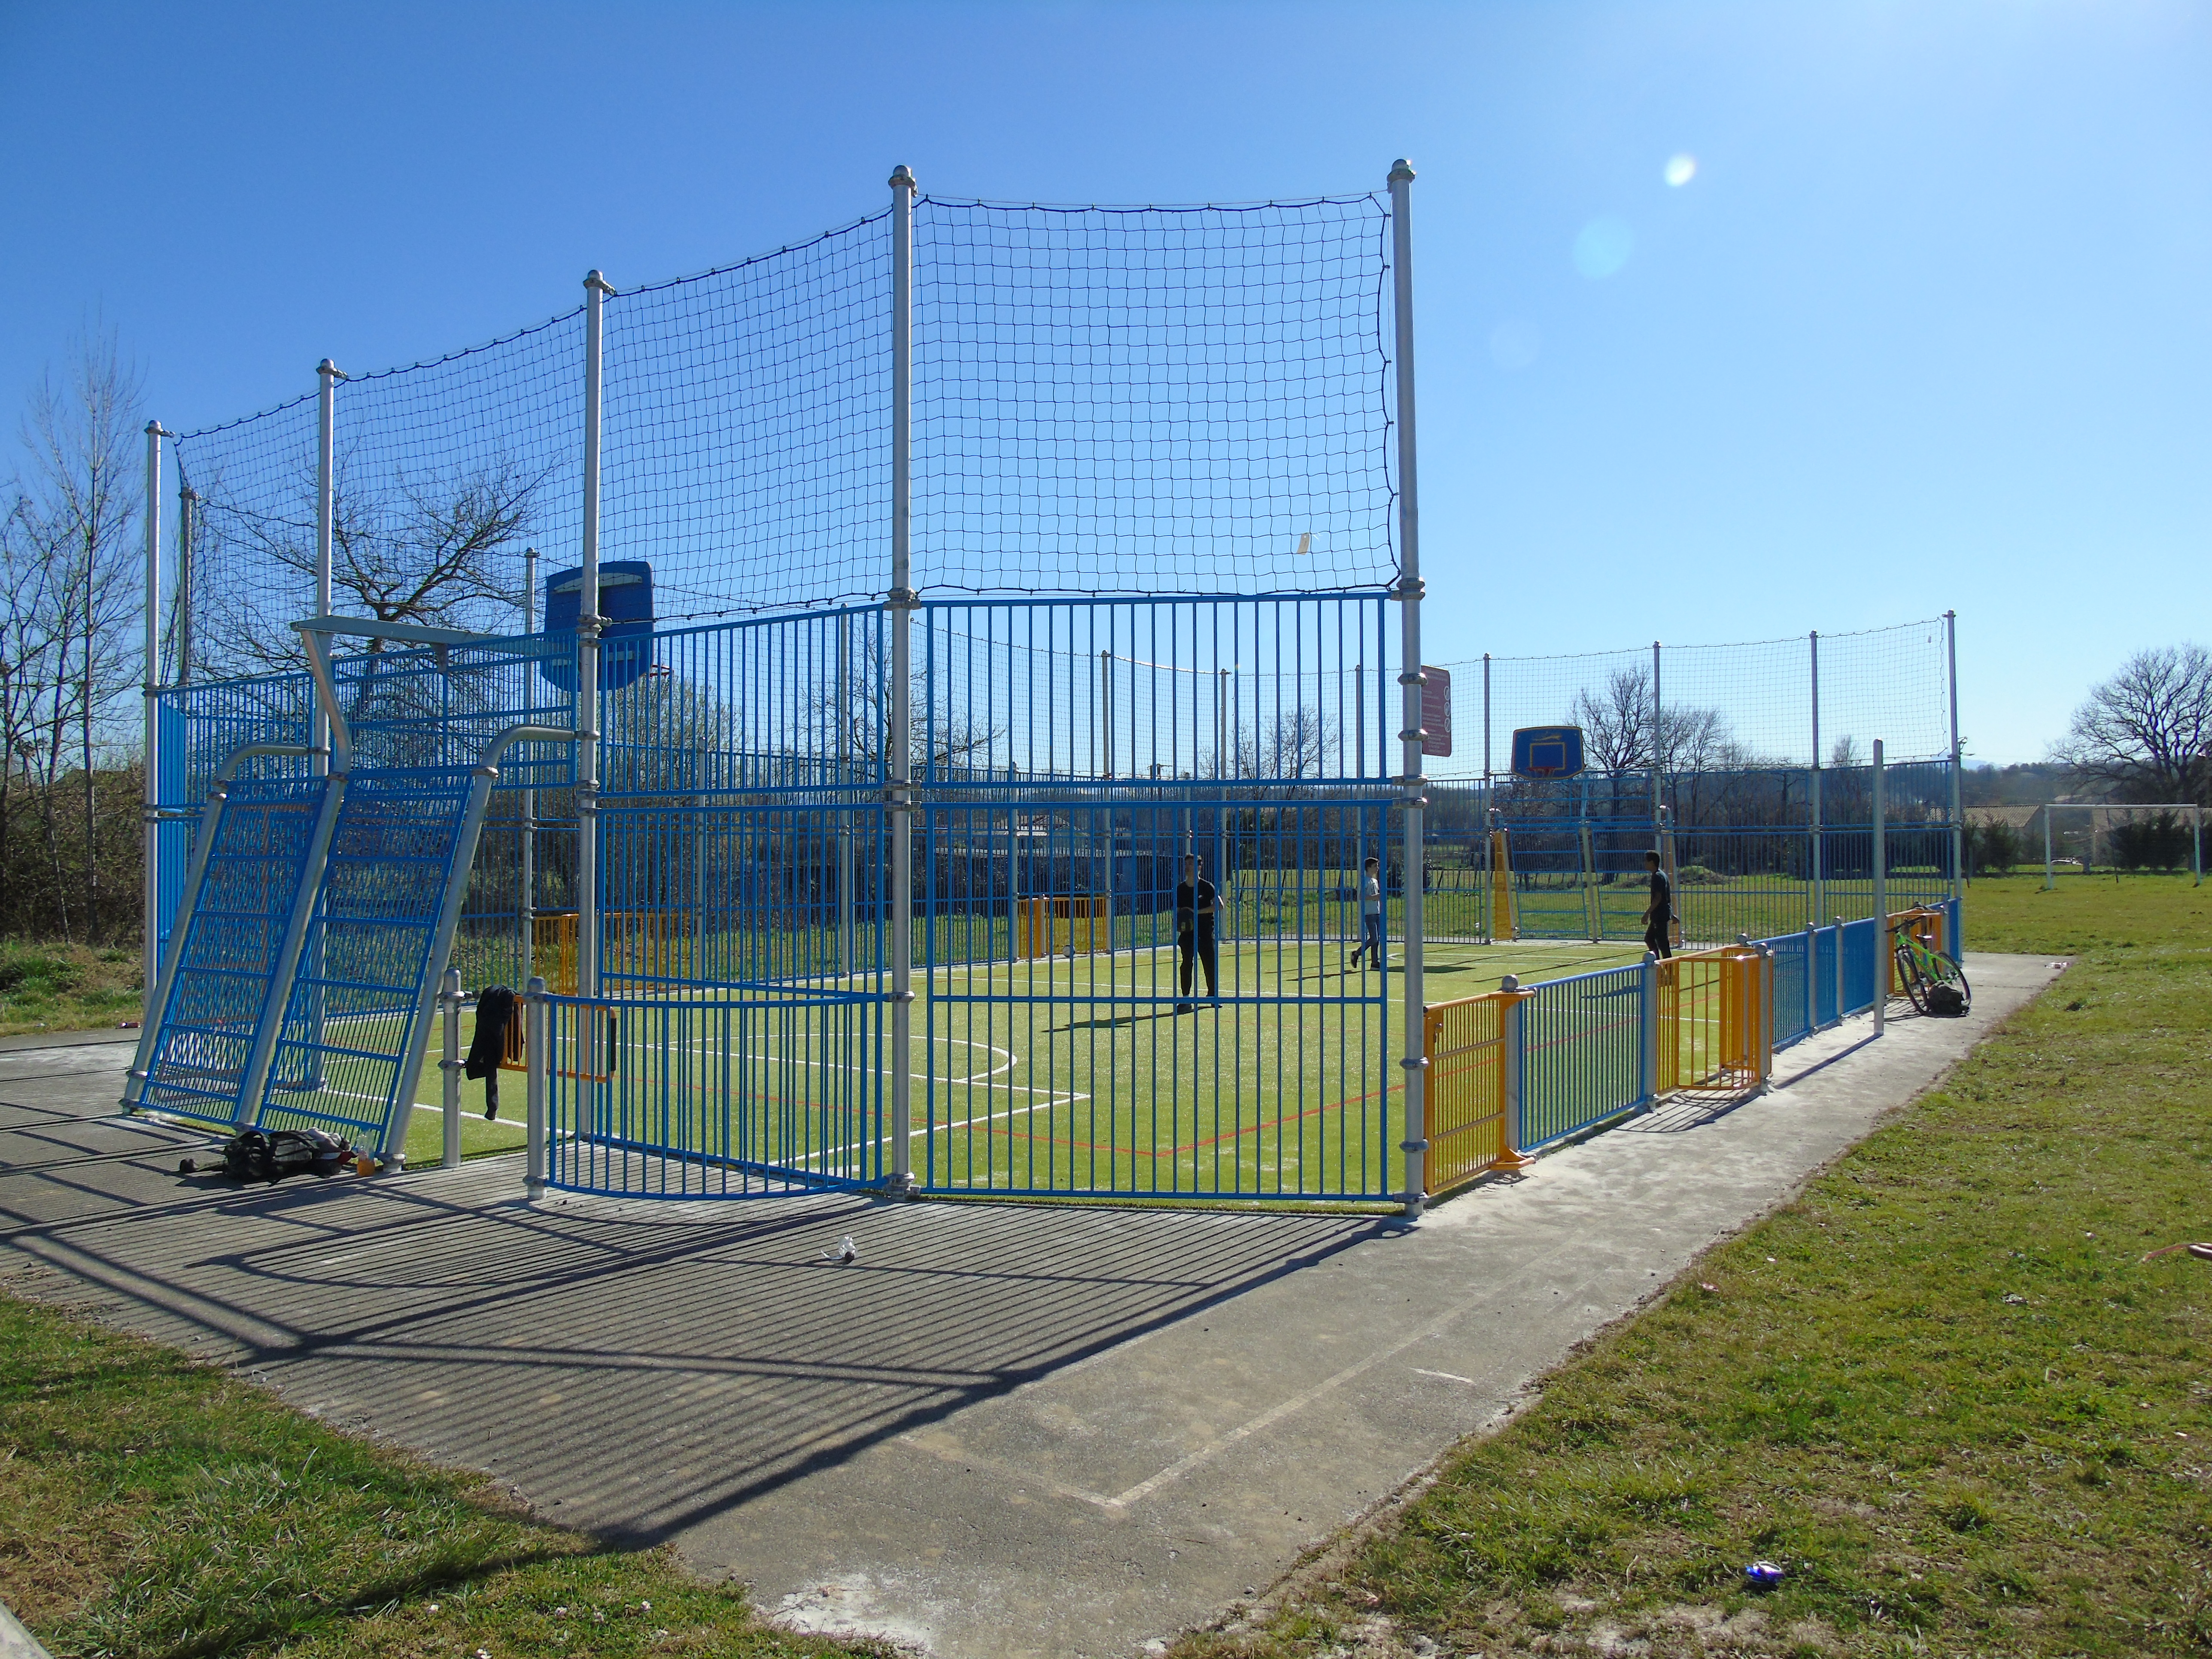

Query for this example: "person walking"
[1174,853,1219,1014]
[1349,856,1386,970]
[1642,849,1673,959]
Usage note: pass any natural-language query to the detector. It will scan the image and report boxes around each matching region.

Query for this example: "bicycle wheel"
[1894,940,1932,1014]
[1931,950,1971,1013]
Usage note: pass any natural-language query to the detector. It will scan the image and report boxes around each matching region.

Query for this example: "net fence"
[167,187,1396,674]
[1431,617,1955,779]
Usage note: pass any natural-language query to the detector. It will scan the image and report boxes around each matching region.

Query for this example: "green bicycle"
[1892,923,1971,1016]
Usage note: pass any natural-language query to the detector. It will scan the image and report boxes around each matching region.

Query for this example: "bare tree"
[4,329,145,942]
[196,453,546,675]
[1567,665,1733,781]
[2052,645,2212,806]
[809,622,1003,778]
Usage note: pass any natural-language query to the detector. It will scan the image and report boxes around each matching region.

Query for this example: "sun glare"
[1665,153,1697,187]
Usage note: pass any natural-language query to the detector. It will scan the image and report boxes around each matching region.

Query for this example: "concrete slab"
[0,954,2063,1659]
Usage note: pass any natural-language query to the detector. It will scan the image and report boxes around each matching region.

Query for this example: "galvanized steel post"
[2043,804,2054,890]
[1388,158,1428,1218]
[1808,629,1823,927]
[521,545,538,983]
[1755,943,1775,1093]
[141,421,165,1023]
[1872,738,1887,1035]
[314,362,338,764]
[1803,921,1817,1033]
[1651,639,1663,829]
[524,975,547,1195]
[440,966,463,1168]
[1497,974,1530,1171]
[887,163,919,1197]
[578,273,612,999]
[1946,611,1963,904]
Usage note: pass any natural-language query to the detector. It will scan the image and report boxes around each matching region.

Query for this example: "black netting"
[164,184,1397,655]
[912,194,1395,598]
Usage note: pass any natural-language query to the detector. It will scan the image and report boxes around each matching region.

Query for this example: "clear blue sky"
[3,0,2205,763]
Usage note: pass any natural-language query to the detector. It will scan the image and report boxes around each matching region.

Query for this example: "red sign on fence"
[1422,665,1452,757]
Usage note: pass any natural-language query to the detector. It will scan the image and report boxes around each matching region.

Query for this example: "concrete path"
[0,954,2063,1659]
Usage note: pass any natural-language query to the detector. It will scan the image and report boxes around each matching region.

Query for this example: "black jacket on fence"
[465,985,517,1120]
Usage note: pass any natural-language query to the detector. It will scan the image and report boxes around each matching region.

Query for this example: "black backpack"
[1926,983,1967,1018]
[188,1127,352,1183]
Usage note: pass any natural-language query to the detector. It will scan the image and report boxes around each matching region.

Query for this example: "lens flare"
[1573,217,1634,280]
[1665,153,1697,187]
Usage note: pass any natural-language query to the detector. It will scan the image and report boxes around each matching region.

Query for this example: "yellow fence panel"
[1015,895,1109,960]
[1423,991,1511,1194]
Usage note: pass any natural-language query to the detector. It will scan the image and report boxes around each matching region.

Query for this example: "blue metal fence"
[1519,963,1649,1149]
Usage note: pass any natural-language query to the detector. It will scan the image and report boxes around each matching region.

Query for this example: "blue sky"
[3,0,2205,763]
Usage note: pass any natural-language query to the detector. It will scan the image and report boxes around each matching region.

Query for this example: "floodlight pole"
[1946,611,1963,903]
[1872,738,1887,1036]
[1388,158,1427,1221]
[141,421,166,1023]
[578,272,612,1000]
[886,163,919,1197]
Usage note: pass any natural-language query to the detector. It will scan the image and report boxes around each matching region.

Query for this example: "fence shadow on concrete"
[5,1149,1387,1543]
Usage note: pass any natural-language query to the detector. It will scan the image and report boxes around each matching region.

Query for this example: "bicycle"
[1891,920,1971,1016]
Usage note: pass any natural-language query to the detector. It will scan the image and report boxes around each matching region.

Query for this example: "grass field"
[1172,872,2212,1658]
[0,1293,881,1659]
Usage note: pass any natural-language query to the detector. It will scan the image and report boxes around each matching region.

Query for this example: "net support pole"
[1872,738,1887,1036]
[839,611,856,972]
[520,545,538,984]
[1946,610,1963,902]
[1388,158,1428,1221]
[140,421,166,1022]
[577,273,610,1001]
[1650,640,1663,829]
[886,163,919,1198]
[1809,629,1823,928]
[310,363,339,1070]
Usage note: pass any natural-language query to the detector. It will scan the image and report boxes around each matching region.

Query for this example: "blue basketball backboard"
[1511,724,1585,778]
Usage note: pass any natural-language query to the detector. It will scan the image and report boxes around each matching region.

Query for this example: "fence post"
[1945,611,1963,904]
[1802,922,1817,1033]
[577,273,611,1000]
[1495,975,1531,1170]
[439,966,463,1169]
[1388,158,1428,1220]
[141,421,166,1023]
[1639,950,1659,1106]
[2195,805,2203,888]
[2043,805,2054,891]
[886,162,919,1198]
[1872,738,1887,1036]
[1756,943,1775,1093]
[1833,916,1845,1021]
[525,975,547,1195]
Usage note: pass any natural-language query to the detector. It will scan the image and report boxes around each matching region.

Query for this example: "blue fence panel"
[1811,922,1840,1027]
[544,992,880,1198]
[1946,895,1963,956]
[1763,931,1811,1051]
[1520,963,1647,1149]
[138,772,329,1127]
[1839,916,1879,1017]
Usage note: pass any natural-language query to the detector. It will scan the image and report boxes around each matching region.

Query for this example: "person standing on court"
[1642,849,1673,959]
[1349,855,1386,969]
[1174,853,1219,1014]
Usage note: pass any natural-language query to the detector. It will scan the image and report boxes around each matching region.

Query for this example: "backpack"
[198,1127,353,1183]
[1926,983,1967,1018]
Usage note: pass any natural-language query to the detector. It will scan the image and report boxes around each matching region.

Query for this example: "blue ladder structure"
[126,618,574,1165]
